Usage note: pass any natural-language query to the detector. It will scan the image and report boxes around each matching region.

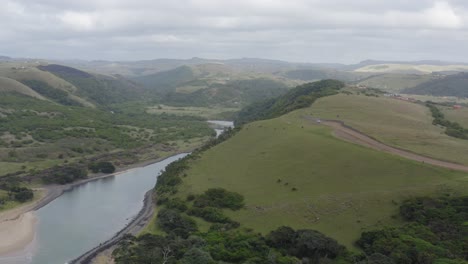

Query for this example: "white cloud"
[58,11,97,31]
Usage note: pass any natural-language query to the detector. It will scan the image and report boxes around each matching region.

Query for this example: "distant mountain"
[132,65,195,92]
[0,56,11,61]
[403,72,468,97]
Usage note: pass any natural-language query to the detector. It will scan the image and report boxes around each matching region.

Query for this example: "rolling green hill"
[403,72,468,97]
[174,112,467,248]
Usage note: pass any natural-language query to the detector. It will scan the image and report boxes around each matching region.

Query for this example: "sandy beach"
[0,212,37,256]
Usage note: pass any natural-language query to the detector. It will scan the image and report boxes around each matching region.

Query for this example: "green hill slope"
[0,77,46,100]
[403,72,468,97]
[174,109,467,248]
[309,93,468,165]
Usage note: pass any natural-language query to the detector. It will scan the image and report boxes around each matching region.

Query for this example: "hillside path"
[305,116,468,173]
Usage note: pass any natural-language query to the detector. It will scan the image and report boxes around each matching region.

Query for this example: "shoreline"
[0,150,192,258]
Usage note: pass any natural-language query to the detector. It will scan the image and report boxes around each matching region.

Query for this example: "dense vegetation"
[20,79,82,106]
[403,72,468,97]
[0,93,212,150]
[38,64,145,105]
[0,176,34,207]
[357,196,468,264]
[235,79,344,125]
[163,78,288,108]
[88,161,116,174]
[427,103,468,139]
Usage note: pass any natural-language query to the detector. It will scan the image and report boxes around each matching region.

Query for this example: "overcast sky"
[2,0,468,63]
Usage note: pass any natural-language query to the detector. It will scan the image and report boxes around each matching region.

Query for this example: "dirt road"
[306,116,468,173]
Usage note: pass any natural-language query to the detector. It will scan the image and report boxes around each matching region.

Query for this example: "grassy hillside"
[175,110,467,248]
[403,72,468,97]
[357,73,439,93]
[0,77,46,100]
[309,93,468,165]
[441,106,468,127]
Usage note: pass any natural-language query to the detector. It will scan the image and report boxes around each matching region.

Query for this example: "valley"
[0,57,467,264]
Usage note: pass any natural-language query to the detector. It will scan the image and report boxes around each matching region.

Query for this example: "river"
[1,120,233,264]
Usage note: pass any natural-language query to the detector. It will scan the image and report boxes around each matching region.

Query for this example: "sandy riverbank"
[0,151,192,258]
[0,212,37,256]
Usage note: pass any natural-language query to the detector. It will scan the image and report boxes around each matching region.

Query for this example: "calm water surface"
[30,153,188,264]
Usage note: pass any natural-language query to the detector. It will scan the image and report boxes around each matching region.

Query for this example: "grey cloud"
[1,0,468,63]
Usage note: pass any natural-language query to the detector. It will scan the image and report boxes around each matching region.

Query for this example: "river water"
[1,121,233,264]
[32,153,188,264]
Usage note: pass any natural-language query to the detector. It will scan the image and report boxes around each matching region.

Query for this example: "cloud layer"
[1,0,467,63]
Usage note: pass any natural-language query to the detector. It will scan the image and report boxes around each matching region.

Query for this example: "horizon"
[3,55,468,66]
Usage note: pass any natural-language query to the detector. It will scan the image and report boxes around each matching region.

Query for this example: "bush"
[88,161,116,173]
[193,188,244,210]
[10,187,34,202]
[187,207,232,223]
[157,208,198,238]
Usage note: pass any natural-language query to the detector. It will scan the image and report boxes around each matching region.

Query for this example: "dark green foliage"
[20,80,82,106]
[10,186,34,202]
[38,64,144,105]
[187,207,234,223]
[165,198,188,212]
[0,178,34,204]
[42,165,87,184]
[180,248,215,264]
[356,196,468,263]
[427,103,468,139]
[88,161,116,173]
[404,73,468,97]
[235,79,345,125]
[267,227,345,261]
[157,208,198,238]
[193,188,244,210]
[155,157,188,197]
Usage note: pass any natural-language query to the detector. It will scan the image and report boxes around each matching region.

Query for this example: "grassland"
[441,106,468,127]
[174,110,468,248]
[309,93,468,165]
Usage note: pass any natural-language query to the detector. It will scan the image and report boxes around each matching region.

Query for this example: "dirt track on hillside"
[305,116,468,173]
